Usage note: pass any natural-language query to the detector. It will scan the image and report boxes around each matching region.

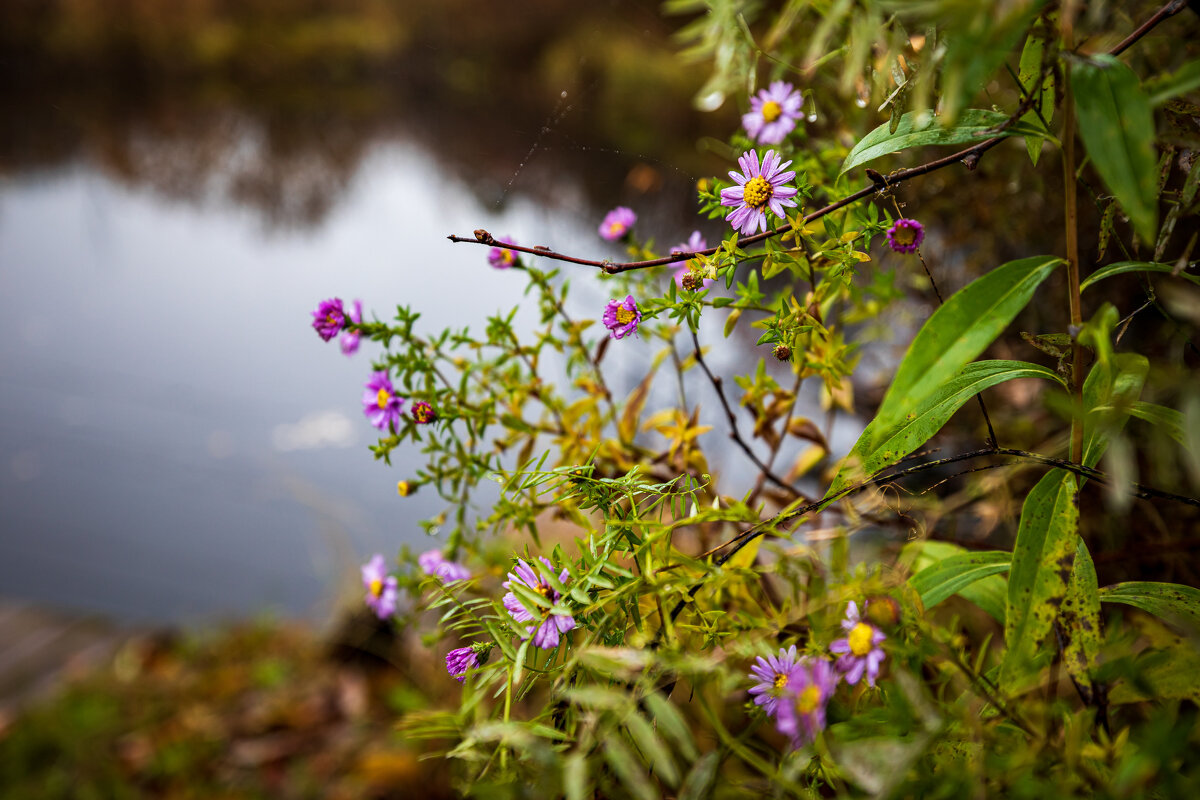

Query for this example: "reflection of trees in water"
[0,0,732,229]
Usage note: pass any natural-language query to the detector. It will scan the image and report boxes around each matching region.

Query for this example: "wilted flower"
[603,295,642,340]
[830,601,887,686]
[362,371,405,431]
[748,645,803,716]
[445,643,492,682]
[488,236,520,269]
[311,298,346,341]
[418,549,471,583]
[775,658,837,748]
[720,150,799,235]
[599,207,636,241]
[411,401,437,424]
[670,231,713,289]
[773,343,792,361]
[886,218,925,254]
[361,554,398,619]
[503,557,577,650]
[743,81,804,144]
[340,299,363,355]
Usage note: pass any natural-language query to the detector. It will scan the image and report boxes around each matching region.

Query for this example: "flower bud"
[773,344,792,362]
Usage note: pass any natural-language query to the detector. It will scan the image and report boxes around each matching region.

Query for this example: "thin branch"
[448,1,1188,274]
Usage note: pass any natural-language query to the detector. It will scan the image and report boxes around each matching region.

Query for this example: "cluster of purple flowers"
[748,601,887,749]
[311,297,363,355]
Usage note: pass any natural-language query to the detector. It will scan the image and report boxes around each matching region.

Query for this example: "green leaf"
[829,360,1062,495]
[1080,260,1200,292]
[906,541,1008,624]
[624,712,680,788]
[1098,581,1200,632]
[1145,58,1200,107]
[1001,469,1080,694]
[1109,642,1200,704]
[910,551,1013,610]
[840,109,1045,175]
[1124,401,1191,449]
[1082,352,1149,469]
[1072,55,1159,244]
[1059,540,1101,701]
[642,693,699,761]
[1018,29,1055,165]
[602,736,657,800]
[937,3,1043,126]
[678,752,719,800]
[861,256,1063,462]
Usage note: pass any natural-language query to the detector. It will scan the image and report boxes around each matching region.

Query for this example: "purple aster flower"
[748,645,803,716]
[743,81,804,144]
[361,554,398,619]
[829,601,887,687]
[886,218,925,254]
[602,295,641,340]
[502,557,577,650]
[719,150,799,235]
[340,299,363,355]
[774,657,837,749]
[669,231,714,289]
[418,549,471,583]
[599,207,636,241]
[311,297,346,341]
[488,236,520,270]
[445,642,492,682]
[411,401,437,424]
[362,371,405,431]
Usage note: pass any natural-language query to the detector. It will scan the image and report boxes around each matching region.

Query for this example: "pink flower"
[418,549,470,583]
[748,645,803,716]
[361,554,398,619]
[599,207,636,241]
[886,218,925,254]
[502,557,577,650]
[602,295,642,340]
[829,601,887,686]
[488,236,520,269]
[719,150,799,235]
[311,298,346,341]
[742,81,804,144]
[362,371,405,431]
[340,299,363,355]
[774,658,837,748]
[669,231,713,289]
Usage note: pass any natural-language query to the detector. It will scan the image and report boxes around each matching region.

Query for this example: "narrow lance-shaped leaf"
[840,109,1046,175]
[1018,28,1055,165]
[1059,540,1101,703]
[1098,582,1200,632]
[856,256,1063,468]
[906,541,1008,624]
[1080,261,1200,292]
[1072,55,1159,244]
[910,551,1013,610]
[1000,469,1080,694]
[829,360,1063,495]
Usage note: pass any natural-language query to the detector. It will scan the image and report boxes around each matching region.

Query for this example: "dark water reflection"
[0,2,741,623]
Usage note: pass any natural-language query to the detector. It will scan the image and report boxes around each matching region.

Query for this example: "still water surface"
[0,141,631,623]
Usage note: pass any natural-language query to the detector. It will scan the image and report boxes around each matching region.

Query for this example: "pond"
[0,3,878,624]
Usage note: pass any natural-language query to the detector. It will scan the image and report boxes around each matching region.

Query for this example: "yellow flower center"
[326,313,338,325]
[396,481,412,497]
[502,250,514,264]
[608,221,625,236]
[369,578,383,597]
[761,100,783,122]
[615,307,636,325]
[848,622,875,656]
[773,672,789,690]
[376,388,390,409]
[892,225,917,246]
[742,175,773,209]
[795,685,822,715]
